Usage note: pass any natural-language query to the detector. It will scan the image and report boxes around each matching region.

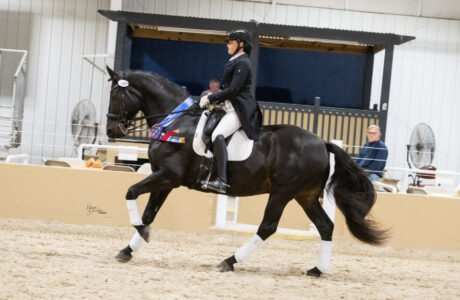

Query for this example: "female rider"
[199,29,262,193]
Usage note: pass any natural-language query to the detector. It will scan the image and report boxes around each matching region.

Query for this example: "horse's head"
[106,66,143,138]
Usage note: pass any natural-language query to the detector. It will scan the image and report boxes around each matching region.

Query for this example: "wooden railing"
[259,98,380,155]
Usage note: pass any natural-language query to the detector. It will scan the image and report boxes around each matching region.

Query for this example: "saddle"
[192,109,255,190]
[193,110,254,161]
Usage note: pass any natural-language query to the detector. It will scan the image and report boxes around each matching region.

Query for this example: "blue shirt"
[356,140,388,177]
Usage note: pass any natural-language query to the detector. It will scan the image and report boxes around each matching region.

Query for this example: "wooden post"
[215,194,228,229]
[313,97,320,135]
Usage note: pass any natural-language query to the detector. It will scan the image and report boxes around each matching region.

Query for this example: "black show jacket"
[208,54,262,140]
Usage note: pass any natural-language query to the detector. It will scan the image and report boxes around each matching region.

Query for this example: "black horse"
[105,66,386,277]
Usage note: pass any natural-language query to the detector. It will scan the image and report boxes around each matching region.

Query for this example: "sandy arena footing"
[0,218,459,299]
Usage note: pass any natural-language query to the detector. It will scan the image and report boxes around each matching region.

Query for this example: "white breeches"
[211,101,242,141]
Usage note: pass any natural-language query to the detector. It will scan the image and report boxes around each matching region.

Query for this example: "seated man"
[200,78,221,97]
[356,125,388,182]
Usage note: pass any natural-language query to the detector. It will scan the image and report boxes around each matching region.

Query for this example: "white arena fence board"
[384,167,460,195]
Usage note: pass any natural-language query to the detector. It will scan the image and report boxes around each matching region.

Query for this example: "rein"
[120,106,202,135]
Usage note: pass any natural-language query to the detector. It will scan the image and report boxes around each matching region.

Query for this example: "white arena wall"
[0,0,459,177]
[0,0,111,162]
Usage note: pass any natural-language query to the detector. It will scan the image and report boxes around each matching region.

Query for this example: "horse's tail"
[325,142,388,245]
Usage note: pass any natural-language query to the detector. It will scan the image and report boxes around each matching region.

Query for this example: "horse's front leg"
[125,172,177,239]
[115,171,176,262]
[115,189,171,262]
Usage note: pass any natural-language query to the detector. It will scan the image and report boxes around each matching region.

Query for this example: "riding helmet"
[226,29,252,55]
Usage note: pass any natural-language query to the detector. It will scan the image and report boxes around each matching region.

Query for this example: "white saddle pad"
[192,111,254,161]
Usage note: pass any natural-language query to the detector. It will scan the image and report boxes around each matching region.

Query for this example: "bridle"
[106,81,141,135]
[107,79,201,135]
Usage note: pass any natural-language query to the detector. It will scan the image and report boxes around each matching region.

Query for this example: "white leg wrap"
[128,231,143,252]
[234,234,264,263]
[317,240,333,273]
[126,199,143,226]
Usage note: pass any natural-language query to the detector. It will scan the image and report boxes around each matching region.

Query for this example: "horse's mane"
[123,70,189,99]
[123,70,203,116]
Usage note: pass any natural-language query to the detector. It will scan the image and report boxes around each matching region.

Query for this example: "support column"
[114,22,133,72]
[379,45,394,140]
[249,25,259,99]
[362,46,374,110]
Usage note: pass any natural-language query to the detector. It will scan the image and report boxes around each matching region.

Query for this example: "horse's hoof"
[115,251,132,263]
[140,225,150,242]
[306,266,322,277]
[217,260,234,272]
[134,225,150,243]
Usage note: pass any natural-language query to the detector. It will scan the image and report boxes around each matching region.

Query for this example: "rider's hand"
[199,95,210,108]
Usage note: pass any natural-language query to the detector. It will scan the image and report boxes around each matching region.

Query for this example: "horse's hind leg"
[296,196,334,277]
[218,192,291,272]
[115,190,171,262]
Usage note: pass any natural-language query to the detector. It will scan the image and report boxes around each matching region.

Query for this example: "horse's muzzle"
[106,120,127,138]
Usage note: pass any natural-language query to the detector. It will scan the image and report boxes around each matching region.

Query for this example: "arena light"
[155,26,227,36]
[289,36,368,46]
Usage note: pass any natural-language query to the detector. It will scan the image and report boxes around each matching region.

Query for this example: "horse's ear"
[106,65,119,81]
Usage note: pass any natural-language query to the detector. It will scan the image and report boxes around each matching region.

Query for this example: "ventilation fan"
[406,122,436,185]
[71,99,98,147]
[407,123,435,168]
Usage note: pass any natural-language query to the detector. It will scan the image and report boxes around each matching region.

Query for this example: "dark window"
[256,47,366,108]
[130,37,367,109]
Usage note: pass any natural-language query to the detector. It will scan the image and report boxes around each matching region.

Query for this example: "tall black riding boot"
[204,135,229,194]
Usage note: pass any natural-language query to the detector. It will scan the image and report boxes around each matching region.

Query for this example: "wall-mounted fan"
[406,122,436,186]
[71,99,98,147]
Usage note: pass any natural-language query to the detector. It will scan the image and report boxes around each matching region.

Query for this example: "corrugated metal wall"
[122,0,460,173]
[0,0,110,163]
[1,0,458,173]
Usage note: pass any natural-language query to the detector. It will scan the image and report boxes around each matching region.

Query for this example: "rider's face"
[227,40,241,55]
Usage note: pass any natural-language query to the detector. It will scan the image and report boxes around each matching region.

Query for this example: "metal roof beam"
[98,10,255,32]
[98,10,415,46]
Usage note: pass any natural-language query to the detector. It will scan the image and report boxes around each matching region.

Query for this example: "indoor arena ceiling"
[239,0,460,20]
